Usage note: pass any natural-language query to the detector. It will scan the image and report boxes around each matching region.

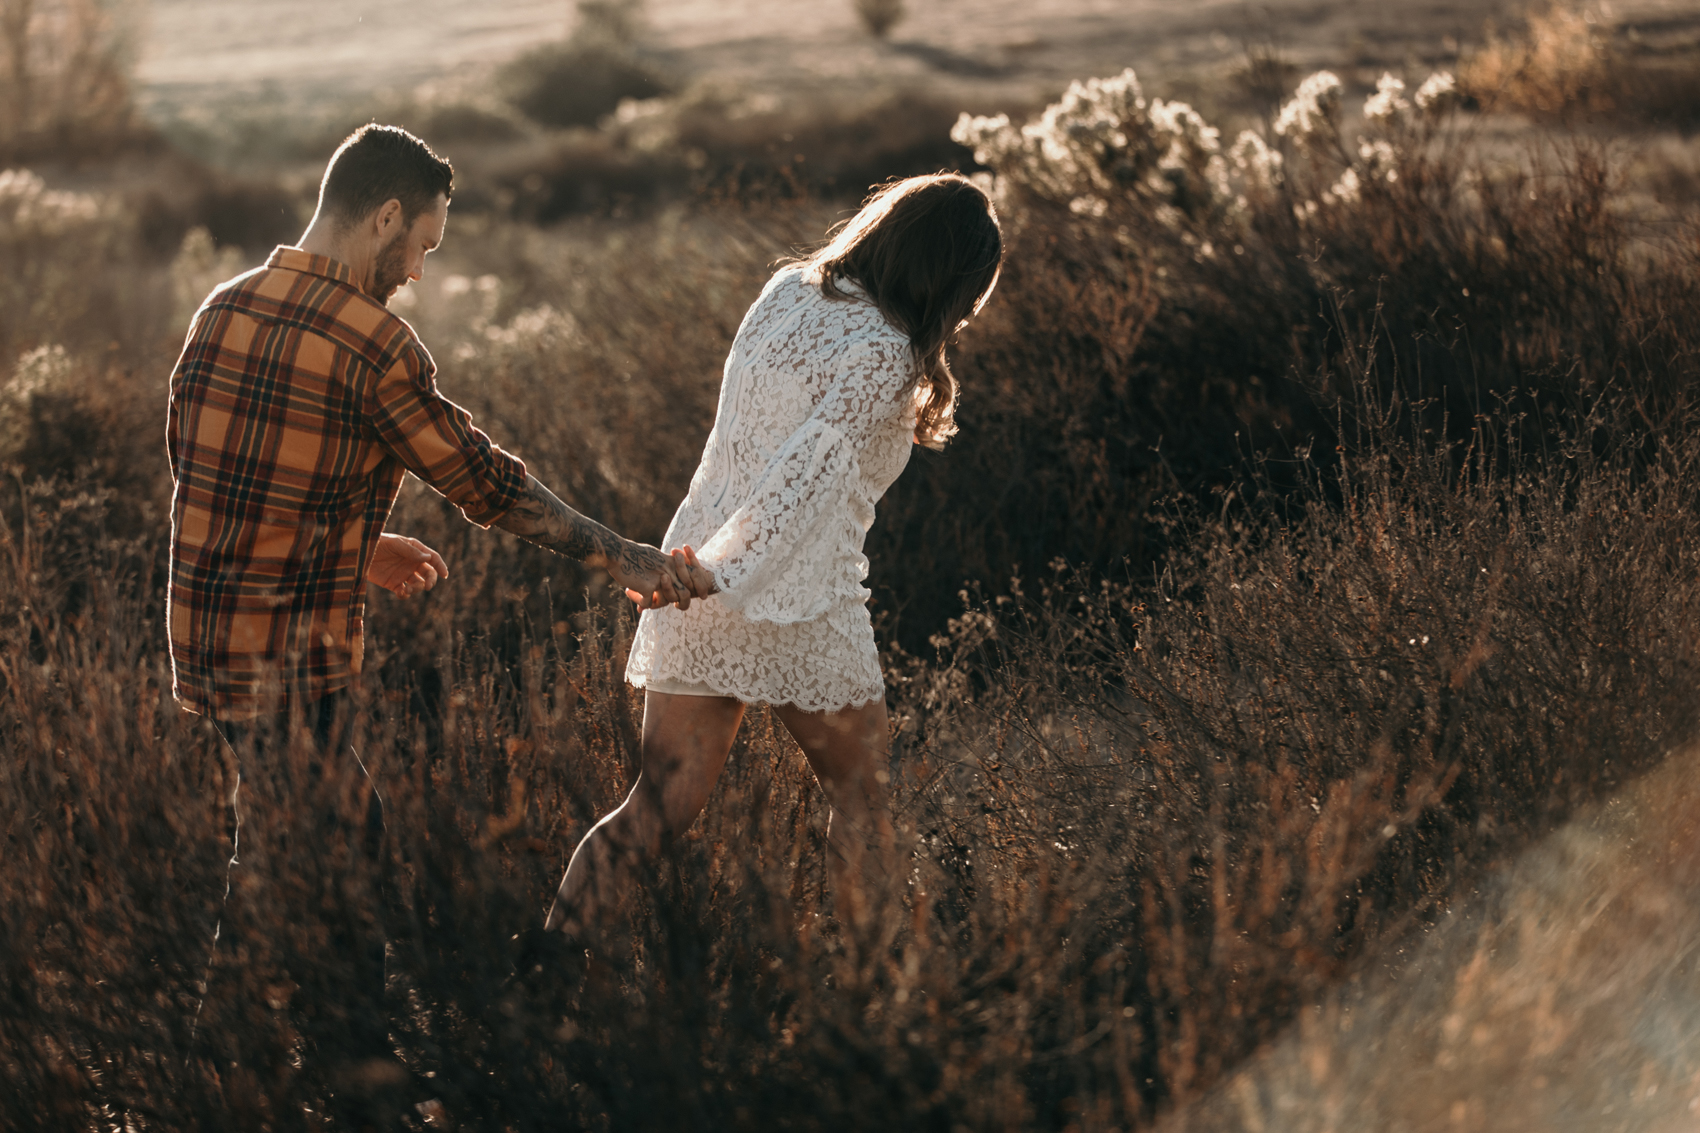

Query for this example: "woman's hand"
[625,546,718,611]
[367,533,449,599]
[674,546,719,598]
[607,539,693,611]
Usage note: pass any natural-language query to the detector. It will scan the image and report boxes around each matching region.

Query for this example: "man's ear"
[372,198,404,238]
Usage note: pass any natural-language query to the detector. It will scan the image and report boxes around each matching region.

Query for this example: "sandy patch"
[1158,744,1700,1132]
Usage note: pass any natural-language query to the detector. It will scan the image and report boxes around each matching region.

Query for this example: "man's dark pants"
[195,690,395,1114]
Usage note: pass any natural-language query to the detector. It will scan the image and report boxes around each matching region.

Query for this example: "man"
[166,124,703,1117]
[168,124,697,718]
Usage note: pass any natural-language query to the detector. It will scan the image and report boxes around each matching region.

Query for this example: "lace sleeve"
[695,335,912,624]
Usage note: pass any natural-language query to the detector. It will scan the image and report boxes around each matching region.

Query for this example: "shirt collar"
[267,246,359,289]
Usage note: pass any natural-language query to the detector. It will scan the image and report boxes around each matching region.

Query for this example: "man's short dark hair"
[318,124,454,228]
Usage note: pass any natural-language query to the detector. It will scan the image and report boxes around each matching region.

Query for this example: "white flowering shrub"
[1273,70,1345,149]
[951,69,1230,225]
[1272,69,1461,220]
[0,344,75,466]
[953,66,1461,240]
[0,170,102,237]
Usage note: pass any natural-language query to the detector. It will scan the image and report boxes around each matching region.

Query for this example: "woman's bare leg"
[772,699,896,930]
[545,691,744,934]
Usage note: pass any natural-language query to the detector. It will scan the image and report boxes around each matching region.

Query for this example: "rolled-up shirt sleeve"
[366,343,528,527]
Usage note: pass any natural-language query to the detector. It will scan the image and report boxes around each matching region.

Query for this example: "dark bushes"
[491,85,979,222]
[499,41,674,131]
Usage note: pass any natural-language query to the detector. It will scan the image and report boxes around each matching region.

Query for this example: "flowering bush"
[952,69,1231,225]
[0,344,74,465]
[0,169,101,232]
[953,65,1461,239]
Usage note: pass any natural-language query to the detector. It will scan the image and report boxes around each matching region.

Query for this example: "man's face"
[370,194,448,305]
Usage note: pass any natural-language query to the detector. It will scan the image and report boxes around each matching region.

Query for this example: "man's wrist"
[587,539,629,576]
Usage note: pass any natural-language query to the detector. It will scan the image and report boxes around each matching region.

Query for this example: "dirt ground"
[134,0,1700,164]
[137,0,1694,117]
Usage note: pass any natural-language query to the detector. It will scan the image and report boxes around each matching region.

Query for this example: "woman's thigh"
[772,699,890,787]
[638,690,747,829]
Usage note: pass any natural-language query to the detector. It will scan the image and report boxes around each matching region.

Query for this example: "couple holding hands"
[166,123,1002,1042]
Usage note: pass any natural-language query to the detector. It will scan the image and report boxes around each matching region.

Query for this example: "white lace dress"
[624,266,918,712]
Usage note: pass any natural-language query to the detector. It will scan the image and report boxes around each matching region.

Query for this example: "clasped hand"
[368,532,715,612]
[621,543,717,612]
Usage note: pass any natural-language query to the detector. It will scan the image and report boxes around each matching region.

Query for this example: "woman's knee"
[633,742,723,838]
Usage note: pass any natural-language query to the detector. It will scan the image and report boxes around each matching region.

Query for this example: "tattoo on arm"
[493,475,671,580]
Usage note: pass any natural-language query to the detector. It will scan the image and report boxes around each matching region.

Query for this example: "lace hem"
[626,598,887,714]
[628,670,887,714]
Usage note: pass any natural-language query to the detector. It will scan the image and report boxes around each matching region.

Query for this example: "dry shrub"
[1460,3,1620,118]
[1157,744,1700,1131]
[901,386,1700,1111]
[854,0,905,40]
[0,179,283,538]
[663,83,974,201]
[0,171,179,530]
[875,66,1700,649]
[0,170,143,361]
[0,0,139,158]
[1615,57,1700,131]
[498,41,673,131]
[497,0,670,131]
[0,159,309,360]
[1457,1,1700,129]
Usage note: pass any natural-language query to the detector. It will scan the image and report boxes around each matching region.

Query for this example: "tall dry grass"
[1156,742,1700,1132]
[4,48,1700,1131]
[5,363,1698,1129]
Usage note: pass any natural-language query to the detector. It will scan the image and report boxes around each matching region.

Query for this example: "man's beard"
[370,231,408,304]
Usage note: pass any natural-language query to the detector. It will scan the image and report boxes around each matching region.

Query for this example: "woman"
[546,173,1003,935]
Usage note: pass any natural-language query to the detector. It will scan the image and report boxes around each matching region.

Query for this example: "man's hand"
[623,545,718,612]
[367,533,449,599]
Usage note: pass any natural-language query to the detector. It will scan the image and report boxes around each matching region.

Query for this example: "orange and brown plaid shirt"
[167,247,527,720]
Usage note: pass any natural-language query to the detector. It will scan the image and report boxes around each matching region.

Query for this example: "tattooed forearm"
[496,475,620,563]
[494,475,676,582]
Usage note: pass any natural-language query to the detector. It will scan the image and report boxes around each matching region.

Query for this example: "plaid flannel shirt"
[167,247,527,719]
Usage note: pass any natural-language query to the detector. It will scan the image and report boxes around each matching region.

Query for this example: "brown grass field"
[6,0,1700,1128]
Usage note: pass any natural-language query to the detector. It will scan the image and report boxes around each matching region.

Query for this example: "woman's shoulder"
[799,270,909,345]
[746,266,892,339]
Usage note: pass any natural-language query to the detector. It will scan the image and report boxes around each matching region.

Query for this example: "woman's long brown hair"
[792,174,1003,449]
